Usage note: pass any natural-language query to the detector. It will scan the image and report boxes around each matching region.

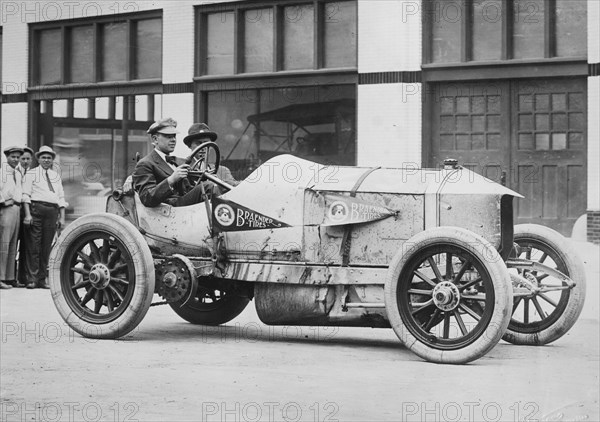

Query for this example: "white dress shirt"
[154,148,178,170]
[0,163,23,204]
[22,166,68,208]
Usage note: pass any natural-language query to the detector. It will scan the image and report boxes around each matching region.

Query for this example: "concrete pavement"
[0,240,597,422]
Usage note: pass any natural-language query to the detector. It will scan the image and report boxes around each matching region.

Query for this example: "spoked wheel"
[385,227,512,364]
[503,224,586,345]
[169,284,249,325]
[49,214,155,339]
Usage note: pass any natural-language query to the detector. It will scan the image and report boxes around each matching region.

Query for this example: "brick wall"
[357,83,422,166]
[162,2,196,84]
[0,103,28,151]
[356,0,423,166]
[358,0,421,72]
[161,93,195,157]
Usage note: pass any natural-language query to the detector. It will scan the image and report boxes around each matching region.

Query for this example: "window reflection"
[244,8,274,73]
[208,85,356,179]
[70,26,94,83]
[52,127,150,219]
[102,22,128,81]
[283,4,314,70]
[39,29,62,84]
[206,12,235,74]
[136,19,162,79]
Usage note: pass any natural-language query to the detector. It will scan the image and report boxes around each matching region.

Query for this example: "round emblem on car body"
[214,204,235,226]
[328,201,348,222]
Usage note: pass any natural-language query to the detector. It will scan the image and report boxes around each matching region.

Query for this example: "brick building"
[1,0,598,242]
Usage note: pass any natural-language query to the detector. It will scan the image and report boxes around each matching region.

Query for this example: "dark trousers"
[24,202,58,284]
[17,205,27,283]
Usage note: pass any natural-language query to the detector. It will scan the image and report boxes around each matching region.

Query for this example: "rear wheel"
[385,227,513,364]
[503,224,586,345]
[48,214,155,339]
[169,285,249,325]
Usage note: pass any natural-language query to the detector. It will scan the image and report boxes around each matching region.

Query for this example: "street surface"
[1,241,598,422]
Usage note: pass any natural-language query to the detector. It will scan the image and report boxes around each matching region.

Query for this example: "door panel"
[511,78,587,234]
[430,81,509,183]
[430,78,587,235]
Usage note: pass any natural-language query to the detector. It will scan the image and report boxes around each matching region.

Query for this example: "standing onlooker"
[22,146,67,289]
[16,147,34,287]
[1,146,24,289]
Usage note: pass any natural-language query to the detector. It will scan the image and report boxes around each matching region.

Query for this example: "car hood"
[222,154,522,227]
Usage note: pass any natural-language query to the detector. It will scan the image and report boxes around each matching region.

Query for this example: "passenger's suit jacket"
[132,149,239,207]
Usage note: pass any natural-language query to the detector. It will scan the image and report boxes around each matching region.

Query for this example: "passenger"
[183,123,239,187]
[132,118,218,207]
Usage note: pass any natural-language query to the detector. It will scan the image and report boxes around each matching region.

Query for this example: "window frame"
[0,26,3,91]
[194,0,357,77]
[29,10,163,87]
[422,0,587,67]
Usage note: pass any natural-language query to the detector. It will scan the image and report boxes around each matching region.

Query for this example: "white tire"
[503,224,586,345]
[385,227,513,364]
[49,213,155,339]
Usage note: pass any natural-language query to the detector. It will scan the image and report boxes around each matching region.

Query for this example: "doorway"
[428,78,587,235]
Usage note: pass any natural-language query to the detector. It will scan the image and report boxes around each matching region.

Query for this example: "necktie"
[45,170,55,193]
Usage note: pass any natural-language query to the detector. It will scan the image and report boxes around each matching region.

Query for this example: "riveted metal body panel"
[107,155,520,288]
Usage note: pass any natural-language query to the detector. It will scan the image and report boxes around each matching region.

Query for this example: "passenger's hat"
[183,123,218,148]
[22,146,34,156]
[35,145,57,159]
[3,146,24,156]
[147,117,179,135]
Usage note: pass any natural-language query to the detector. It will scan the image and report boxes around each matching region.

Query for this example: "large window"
[206,85,356,169]
[197,1,357,75]
[425,0,587,63]
[195,1,358,176]
[31,12,162,86]
[35,95,160,219]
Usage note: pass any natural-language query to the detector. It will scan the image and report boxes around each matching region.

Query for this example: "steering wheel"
[185,141,220,184]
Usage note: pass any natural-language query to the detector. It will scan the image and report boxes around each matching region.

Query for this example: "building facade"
[1,0,598,242]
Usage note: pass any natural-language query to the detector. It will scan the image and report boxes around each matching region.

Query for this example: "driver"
[183,123,239,187]
[132,118,216,207]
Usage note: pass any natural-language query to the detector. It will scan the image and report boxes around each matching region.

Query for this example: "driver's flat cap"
[147,117,179,135]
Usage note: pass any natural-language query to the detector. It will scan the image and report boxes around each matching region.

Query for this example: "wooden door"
[429,80,510,182]
[429,78,587,235]
[511,78,587,234]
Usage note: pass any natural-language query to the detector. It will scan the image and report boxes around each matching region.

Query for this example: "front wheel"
[503,224,586,345]
[385,227,513,364]
[48,213,155,339]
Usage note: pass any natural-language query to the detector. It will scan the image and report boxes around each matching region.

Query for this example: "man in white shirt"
[1,146,24,289]
[22,146,68,289]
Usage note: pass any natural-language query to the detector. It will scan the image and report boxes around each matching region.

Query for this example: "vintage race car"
[48,143,586,364]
